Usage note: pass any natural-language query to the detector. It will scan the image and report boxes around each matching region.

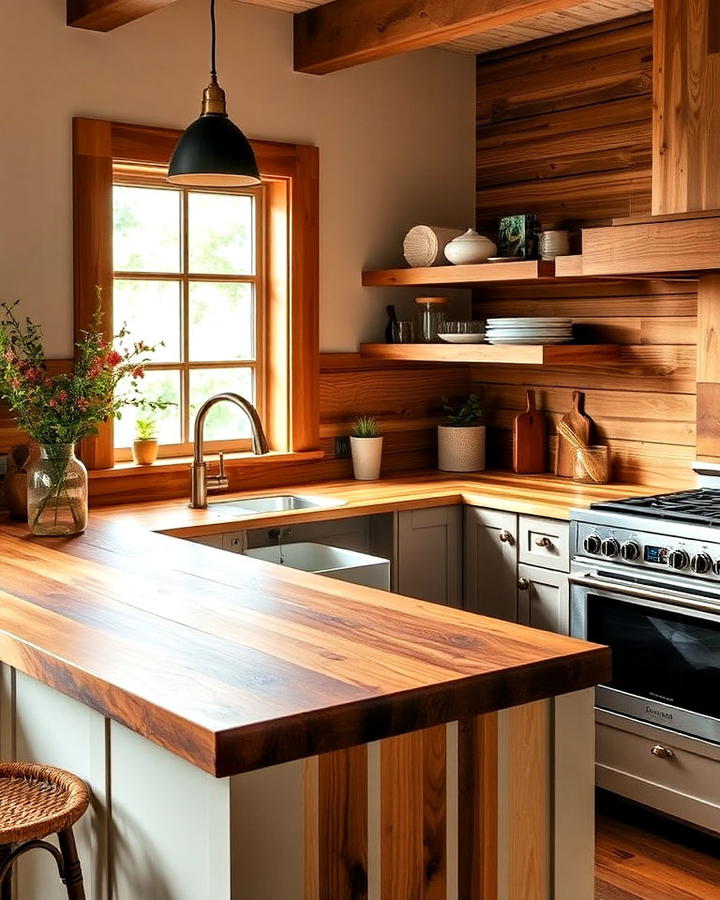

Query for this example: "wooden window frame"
[73,117,319,470]
[111,170,266,460]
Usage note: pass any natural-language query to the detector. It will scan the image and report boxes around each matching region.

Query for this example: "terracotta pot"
[132,439,159,466]
[437,425,486,472]
[350,436,383,481]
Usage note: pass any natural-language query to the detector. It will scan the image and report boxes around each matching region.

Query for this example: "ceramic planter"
[132,439,159,465]
[350,436,383,481]
[444,228,497,265]
[437,425,486,472]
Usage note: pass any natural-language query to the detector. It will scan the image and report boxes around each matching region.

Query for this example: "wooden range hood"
[578,0,720,464]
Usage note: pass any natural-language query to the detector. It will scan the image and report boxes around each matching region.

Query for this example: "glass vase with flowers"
[0,294,166,536]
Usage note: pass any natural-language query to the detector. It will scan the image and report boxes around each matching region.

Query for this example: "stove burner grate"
[591,489,720,525]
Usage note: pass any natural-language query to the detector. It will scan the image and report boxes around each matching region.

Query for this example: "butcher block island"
[0,492,609,900]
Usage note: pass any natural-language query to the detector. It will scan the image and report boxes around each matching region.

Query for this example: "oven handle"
[568,572,720,616]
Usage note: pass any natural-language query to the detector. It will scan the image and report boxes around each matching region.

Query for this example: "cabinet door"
[396,506,462,607]
[517,564,570,635]
[463,507,518,621]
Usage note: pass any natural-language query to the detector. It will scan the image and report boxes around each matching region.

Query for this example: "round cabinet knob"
[535,536,552,548]
[600,537,619,558]
[517,577,530,591]
[691,552,712,575]
[667,549,689,571]
[499,530,513,544]
[620,541,641,562]
[583,535,602,555]
[650,744,674,760]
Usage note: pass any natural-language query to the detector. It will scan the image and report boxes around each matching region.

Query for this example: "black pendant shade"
[167,0,260,188]
[167,111,260,187]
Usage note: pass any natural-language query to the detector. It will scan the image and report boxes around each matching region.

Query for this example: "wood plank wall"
[473,12,697,487]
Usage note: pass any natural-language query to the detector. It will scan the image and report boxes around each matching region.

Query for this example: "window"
[72,118,319,472]
[111,171,265,458]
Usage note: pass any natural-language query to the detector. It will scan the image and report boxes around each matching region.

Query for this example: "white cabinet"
[395,506,462,607]
[517,563,570,634]
[463,507,518,621]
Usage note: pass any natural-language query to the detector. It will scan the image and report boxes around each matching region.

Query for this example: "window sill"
[88,449,325,480]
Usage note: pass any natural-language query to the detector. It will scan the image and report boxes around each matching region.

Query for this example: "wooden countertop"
[0,470,634,777]
[95,469,664,537]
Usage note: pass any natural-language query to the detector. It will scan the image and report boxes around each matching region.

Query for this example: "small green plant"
[351,415,380,438]
[135,416,157,441]
[442,394,484,427]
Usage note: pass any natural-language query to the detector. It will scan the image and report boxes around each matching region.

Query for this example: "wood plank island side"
[0,498,609,899]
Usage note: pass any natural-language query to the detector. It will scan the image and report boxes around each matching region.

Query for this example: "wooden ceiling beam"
[294,0,591,74]
[67,0,177,31]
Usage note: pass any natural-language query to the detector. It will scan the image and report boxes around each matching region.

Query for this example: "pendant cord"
[210,0,217,81]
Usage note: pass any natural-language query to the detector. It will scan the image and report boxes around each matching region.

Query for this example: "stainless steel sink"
[209,494,345,514]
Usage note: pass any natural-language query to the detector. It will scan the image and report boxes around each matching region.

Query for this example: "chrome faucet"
[189,392,269,509]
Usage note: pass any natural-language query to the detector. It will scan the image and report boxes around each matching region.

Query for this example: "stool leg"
[0,843,12,900]
[57,828,86,900]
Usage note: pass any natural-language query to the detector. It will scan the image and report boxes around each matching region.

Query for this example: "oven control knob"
[690,552,712,575]
[620,541,641,562]
[667,549,689,571]
[600,537,619,558]
[583,535,602,555]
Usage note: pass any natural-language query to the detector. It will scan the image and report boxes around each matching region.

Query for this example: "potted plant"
[438,394,486,472]
[350,416,383,481]
[0,294,165,536]
[132,416,159,465]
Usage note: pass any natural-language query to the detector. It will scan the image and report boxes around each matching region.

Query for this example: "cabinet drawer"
[596,711,720,832]
[518,515,569,571]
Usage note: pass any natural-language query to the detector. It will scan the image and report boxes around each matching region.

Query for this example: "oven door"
[570,564,720,743]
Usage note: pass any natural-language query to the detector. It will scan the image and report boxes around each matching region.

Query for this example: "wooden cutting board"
[555,390,591,477]
[513,389,547,474]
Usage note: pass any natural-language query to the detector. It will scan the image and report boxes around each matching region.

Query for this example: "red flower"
[106,350,123,367]
[132,366,144,379]
[9,377,21,390]
[48,398,57,408]
[3,350,14,362]
[77,398,90,410]
[56,390,68,403]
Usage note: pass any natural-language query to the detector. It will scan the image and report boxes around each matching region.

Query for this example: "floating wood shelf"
[362,257,697,287]
[362,259,557,287]
[359,343,620,366]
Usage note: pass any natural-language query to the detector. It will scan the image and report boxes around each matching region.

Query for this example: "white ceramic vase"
[437,425,486,472]
[350,436,384,481]
[444,229,497,265]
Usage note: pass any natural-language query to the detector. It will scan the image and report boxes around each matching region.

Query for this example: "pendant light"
[167,0,260,187]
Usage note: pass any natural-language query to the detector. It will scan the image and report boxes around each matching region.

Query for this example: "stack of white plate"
[485,317,573,345]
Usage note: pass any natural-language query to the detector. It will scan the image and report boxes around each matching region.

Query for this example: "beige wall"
[0,0,475,356]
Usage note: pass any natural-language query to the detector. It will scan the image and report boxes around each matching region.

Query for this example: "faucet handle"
[207,451,229,494]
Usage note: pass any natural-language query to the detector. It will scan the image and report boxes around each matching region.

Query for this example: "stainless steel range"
[570,489,720,834]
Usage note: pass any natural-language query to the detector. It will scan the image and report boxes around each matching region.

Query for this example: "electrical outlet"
[335,436,350,459]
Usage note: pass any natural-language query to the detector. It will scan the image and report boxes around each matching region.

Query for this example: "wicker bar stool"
[0,762,89,900]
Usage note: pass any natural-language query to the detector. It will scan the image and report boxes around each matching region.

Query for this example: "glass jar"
[27,444,88,536]
[572,445,610,485]
[414,296,448,343]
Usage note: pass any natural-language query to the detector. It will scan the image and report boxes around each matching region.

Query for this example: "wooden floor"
[596,792,720,899]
